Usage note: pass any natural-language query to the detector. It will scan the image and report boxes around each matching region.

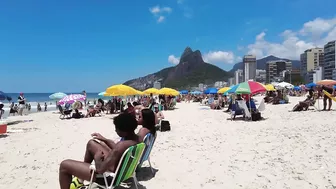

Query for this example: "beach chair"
[58,105,72,119]
[257,99,266,112]
[137,133,157,175]
[237,100,251,119]
[87,143,145,189]
[230,102,245,120]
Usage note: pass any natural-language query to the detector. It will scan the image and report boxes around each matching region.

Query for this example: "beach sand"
[0,96,336,189]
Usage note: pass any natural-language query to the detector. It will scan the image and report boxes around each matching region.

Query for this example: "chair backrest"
[138,133,157,167]
[258,99,266,112]
[58,105,64,114]
[109,142,145,187]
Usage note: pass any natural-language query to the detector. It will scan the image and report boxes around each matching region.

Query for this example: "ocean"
[3,92,101,103]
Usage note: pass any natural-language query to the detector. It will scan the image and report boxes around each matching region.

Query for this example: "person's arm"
[94,146,123,173]
[159,112,165,119]
[92,133,117,149]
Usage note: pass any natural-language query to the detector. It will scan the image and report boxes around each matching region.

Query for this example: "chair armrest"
[89,162,116,177]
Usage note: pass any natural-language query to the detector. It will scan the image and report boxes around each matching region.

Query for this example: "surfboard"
[322,90,336,102]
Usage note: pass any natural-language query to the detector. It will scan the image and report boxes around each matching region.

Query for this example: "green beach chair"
[87,142,145,189]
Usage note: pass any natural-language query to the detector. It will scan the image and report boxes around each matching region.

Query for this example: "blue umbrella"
[179,90,189,95]
[204,88,218,94]
[49,92,67,100]
[0,91,8,101]
[293,86,301,91]
[226,84,239,94]
[191,90,202,95]
[305,82,316,88]
[98,92,106,96]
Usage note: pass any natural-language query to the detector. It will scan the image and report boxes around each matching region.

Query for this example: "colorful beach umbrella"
[305,82,317,88]
[0,91,7,101]
[105,84,138,96]
[49,92,67,100]
[227,81,266,94]
[143,88,160,95]
[58,94,86,105]
[316,79,336,86]
[158,88,180,96]
[217,87,230,94]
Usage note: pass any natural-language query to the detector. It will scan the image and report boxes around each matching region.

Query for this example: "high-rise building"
[153,81,161,89]
[266,60,292,83]
[198,83,204,91]
[256,69,266,83]
[234,69,244,84]
[323,41,336,80]
[228,77,235,86]
[243,55,257,81]
[300,48,324,81]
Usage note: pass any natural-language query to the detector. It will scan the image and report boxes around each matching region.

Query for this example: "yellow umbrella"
[265,84,276,91]
[105,84,138,96]
[136,90,144,95]
[143,88,160,95]
[217,87,230,94]
[158,88,180,96]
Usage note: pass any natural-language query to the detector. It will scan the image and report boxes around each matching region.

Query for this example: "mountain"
[230,55,300,72]
[124,47,232,90]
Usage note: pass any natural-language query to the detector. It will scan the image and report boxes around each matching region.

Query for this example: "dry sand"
[0,96,336,189]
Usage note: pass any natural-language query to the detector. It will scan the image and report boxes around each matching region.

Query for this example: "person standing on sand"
[82,90,87,107]
[17,93,26,116]
[321,85,334,111]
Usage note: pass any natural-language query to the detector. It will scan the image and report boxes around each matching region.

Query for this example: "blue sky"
[1,0,336,92]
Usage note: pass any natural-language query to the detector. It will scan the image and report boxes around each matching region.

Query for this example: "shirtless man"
[153,104,164,120]
[59,113,140,189]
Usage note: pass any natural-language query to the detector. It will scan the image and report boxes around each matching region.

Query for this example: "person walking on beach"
[0,102,4,119]
[17,93,26,116]
[44,102,47,111]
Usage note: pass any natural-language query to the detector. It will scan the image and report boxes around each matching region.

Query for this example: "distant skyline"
[1,0,336,92]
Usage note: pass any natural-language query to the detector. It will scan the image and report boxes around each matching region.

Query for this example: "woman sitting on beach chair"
[137,108,157,141]
[59,113,141,189]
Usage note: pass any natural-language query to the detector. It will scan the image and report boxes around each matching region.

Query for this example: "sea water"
[0,92,102,119]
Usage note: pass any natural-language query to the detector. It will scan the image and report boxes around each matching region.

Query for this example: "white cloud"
[246,17,336,59]
[157,16,165,23]
[203,51,236,64]
[168,55,180,65]
[149,5,172,23]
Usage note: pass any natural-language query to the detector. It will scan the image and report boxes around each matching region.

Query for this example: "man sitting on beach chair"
[59,113,141,189]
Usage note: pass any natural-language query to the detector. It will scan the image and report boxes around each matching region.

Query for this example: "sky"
[0,0,336,92]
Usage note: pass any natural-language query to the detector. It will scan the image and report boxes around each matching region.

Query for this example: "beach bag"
[160,120,171,132]
[251,112,261,121]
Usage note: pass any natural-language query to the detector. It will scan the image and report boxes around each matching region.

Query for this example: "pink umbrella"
[57,94,86,105]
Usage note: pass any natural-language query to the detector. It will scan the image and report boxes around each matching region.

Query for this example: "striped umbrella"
[226,81,266,94]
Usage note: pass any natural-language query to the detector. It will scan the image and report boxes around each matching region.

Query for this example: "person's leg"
[323,96,327,110]
[59,159,93,189]
[328,98,332,110]
[84,139,111,163]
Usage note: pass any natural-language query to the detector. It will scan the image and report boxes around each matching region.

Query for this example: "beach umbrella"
[316,79,336,85]
[49,92,67,100]
[158,88,180,96]
[190,90,202,95]
[58,94,86,105]
[217,87,230,94]
[105,84,138,96]
[275,82,294,89]
[204,88,218,94]
[98,92,106,96]
[293,86,301,91]
[226,81,266,94]
[305,82,316,88]
[143,88,160,95]
[265,84,276,91]
[135,90,144,95]
[0,91,7,101]
[179,90,189,95]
